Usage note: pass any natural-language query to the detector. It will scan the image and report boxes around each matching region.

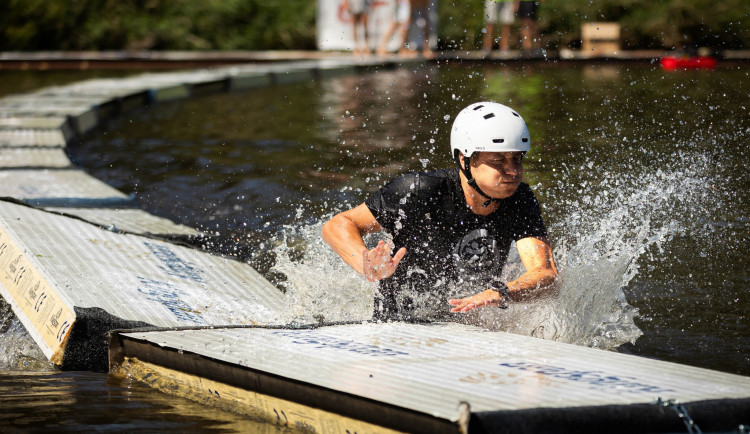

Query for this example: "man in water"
[322,102,557,321]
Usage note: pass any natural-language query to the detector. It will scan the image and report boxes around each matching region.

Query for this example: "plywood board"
[0,201,287,364]
[43,207,200,236]
[0,129,67,148]
[0,169,135,207]
[114,323,750,433]
[0,148,71,168]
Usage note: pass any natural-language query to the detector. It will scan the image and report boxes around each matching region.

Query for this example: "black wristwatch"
[490,280,510,309]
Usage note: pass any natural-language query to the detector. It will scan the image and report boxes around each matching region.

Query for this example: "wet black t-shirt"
[365,168,547,320]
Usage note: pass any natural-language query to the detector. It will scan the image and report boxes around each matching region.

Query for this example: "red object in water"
[660,55,717,70]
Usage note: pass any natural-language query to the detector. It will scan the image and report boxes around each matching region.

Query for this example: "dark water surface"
[0,371,280,432]
[2,62,749,430]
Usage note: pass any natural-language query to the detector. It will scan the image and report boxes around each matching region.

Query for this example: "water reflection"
[0,371,280,432]
[62,63,750,376]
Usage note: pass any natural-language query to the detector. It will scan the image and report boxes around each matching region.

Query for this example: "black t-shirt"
[365,168,547,320]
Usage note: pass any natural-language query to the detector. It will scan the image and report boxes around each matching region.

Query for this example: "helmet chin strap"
[455,153,498,208]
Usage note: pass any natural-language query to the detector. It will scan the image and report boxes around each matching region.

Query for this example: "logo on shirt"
[453,229,499,273]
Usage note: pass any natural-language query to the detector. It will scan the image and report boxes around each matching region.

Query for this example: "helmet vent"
[492,139,505,143]
[483,113,496,119]
[522,138,529,142]
[473,105,484,111]
[512,112,520,117]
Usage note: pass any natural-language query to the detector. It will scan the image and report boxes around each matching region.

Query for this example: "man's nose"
[502,160,522,176]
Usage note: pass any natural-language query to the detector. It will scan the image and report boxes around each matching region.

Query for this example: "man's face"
[469,151,524,199]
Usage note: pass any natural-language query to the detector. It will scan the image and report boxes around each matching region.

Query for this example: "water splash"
[479,144,726,349]
[0,305,55,371]
[271,219,375,325]
[270,140,727,351]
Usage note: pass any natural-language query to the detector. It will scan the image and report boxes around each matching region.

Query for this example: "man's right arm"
[321,203,406,281]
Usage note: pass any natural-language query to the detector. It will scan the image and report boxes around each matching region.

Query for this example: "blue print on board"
[499,361,674,394]
[144,241,204,282]
[273,331,409,357]
[137,276,206,324]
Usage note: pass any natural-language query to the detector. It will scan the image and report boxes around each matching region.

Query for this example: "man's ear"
[457,151,466,167]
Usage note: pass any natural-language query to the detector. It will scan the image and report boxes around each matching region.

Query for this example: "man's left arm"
[448,236,557,312]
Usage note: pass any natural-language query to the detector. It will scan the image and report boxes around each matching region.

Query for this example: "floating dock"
[110,322,750,434]
[0,199,287,369]
[0,55,421,370]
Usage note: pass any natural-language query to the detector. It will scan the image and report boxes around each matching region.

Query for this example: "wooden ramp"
[110,322,750,434]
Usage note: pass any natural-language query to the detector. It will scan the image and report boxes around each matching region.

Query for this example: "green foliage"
[0,0,747,51]
[437,0,750,50]
[0,0,317,50]
[538,0,750,49]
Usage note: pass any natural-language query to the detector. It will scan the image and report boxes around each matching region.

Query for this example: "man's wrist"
[490,281,509,297]
[489,280,510,308]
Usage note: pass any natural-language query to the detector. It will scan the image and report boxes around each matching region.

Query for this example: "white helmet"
[450,102,530,159]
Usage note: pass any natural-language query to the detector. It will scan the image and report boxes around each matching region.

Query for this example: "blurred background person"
[376,0,412,57]
[518,0,541,53]
[345,0,373,56]
[483,0,516,53]
[405,0,436,58]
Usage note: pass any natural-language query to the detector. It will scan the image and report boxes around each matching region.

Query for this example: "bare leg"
[521,17,533,51]
[352,20,360,55]
[377,21,398,55]
[531,20,539,49]
[396,20,411,55]
[421,19,433,58]
[500,24,511,51]
[483,24,495,52]
[362,14,370,54]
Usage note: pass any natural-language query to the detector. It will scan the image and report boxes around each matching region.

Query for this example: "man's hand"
[362,240,407,282]
[448,288,503,312]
